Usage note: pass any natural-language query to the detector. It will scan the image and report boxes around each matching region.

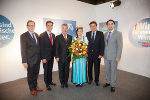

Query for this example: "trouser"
[88,55,101,83]
[43,59,54,87]
[27,62,40,91]
[58,59,70,84]
[104,59,117,87]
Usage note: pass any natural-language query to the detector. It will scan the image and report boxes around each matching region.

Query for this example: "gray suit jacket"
[104,30,123,60]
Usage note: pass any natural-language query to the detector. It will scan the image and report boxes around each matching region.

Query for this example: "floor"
[0,66,150,100]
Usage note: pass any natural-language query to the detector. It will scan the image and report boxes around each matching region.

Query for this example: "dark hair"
[89,21,97,26]
[76,27,83,38]
[27,20,35,26]
[46,21,53,26]
[106,19,115,25]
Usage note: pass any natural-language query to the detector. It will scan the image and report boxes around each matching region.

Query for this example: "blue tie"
[32,33,36,44]
[91,32,95,42]
[107,32,112,43]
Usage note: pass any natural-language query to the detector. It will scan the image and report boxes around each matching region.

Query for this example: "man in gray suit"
[103,19,123,92]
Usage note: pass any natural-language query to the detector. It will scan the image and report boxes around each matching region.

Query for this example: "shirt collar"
[108,30,114,33]
[46,30,52,35]
[28,31,34,37]
[92,31,96,33]
[62,33,67,37]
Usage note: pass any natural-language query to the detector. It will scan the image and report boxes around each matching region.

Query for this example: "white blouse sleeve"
[83,35,88,44]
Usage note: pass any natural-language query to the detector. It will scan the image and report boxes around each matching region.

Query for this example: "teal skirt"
[72,57,87,84]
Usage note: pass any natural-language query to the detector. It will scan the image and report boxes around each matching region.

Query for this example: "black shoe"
[65,83,68,88]
[75,84,79,87]
[111,87,115,92]
[95,82,99,86]
[47,85,51,91]
[50,82,56,86]
[61,84,64,88]
[103,83,110,88]
[88,81,92,84]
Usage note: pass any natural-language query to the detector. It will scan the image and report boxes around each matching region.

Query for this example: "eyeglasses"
[27,25,35,27]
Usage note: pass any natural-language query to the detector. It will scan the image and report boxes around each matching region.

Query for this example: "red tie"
[49,33,53,45]
[64,35,67,42]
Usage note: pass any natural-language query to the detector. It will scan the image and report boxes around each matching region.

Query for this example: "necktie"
[49,33,53,45]
[32,33,36,44]
[64,35,67,42]
[107,32,112,43]
[91,32,95,42]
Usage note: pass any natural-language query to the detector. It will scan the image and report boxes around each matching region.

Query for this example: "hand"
[98,55,103,59]
[42,59,47,63]
[116,58,120,63]
[23,63,28,69]
[56,58,59,62]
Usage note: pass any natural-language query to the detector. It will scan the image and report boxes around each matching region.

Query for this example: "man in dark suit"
[39,21,56,91]
[20,20,43,95]
[86,21,105,86]
[55,24,72,88]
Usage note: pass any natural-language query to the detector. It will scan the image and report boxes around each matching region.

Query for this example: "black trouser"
[58,59,70,84]
[43,59,54,87]
[27,62,40,91]
[88,54,101,83]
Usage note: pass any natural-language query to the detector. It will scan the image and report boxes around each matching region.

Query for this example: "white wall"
[95,0,150,78]
[0,0,96,83]
[0,0,150,84]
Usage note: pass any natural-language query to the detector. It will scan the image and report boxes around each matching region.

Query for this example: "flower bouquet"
[68,38,88,62]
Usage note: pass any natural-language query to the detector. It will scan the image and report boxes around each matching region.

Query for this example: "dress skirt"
[72,57,87,84]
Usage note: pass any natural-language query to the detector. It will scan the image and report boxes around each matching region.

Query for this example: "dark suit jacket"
[55,34,72,62]
[86,31,105,58]
[39,31,55,60]
[20,31,40,65]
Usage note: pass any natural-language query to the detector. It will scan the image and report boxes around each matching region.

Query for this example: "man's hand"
[23,63,28,69]
[116,58,120,63]
[56,58,59,62]
[98,55,103,59]
[42,59,47,63]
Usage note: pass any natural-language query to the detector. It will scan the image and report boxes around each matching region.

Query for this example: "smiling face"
[77,28,83,38]
[90,23,97,32]
[107,21,115,31]
[27,22,35,32]
[46,22,53,32]
[61,25,68,35]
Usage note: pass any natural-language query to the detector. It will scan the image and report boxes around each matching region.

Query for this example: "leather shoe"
[61,84,64,88]
[31,90,37,95]
[95,82,99,86]
[65,83,68,88]
[50,82,56,86]
[88,81,92,84]
[47,85,51,91]
[103,83,110,88]
[35,87,43,91]
[111,87,115,92]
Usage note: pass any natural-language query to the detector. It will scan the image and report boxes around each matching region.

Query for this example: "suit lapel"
[46,31,56,46]
[87,31,92,41]
[106,30,116,45]
[60,34,66,43]
[34,33,39,45]
[26,31,35,43]
[109,30,116,42]
[94,31,98,42]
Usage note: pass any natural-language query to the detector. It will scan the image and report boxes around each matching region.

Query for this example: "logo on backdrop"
[129,18,150,47]
[0,15,14,48]
[99,21,118,33]
[43,18,76,37]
